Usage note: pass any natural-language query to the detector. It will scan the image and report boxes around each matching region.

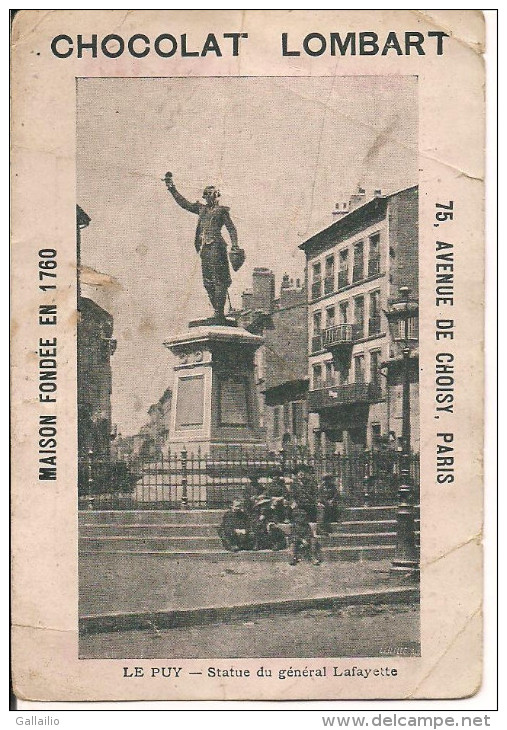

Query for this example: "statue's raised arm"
[163,173,245,322]
[164,172,201,214]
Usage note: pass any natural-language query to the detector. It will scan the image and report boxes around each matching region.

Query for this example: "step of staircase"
[78,506,420,559]
[79,509,224,525]
[344,505,420,522]
[78,545,396,561]
[79,506,419,526]
[337,518,419,534]
[80,535,225,551]
[79,530,419,553]
[79,523,220,537]
[320,531,398,547]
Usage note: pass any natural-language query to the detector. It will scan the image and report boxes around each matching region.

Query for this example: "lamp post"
[87,447,95,510]
[386,286,419,577]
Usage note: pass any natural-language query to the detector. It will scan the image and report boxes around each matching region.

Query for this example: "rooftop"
[299,184,418,256]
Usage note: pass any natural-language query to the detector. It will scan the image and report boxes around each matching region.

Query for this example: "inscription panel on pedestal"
[175,374,204,429]
[218,376,250,426]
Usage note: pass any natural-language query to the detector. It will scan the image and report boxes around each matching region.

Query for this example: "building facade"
[300,185,419,455]
[77,296,117,459]
[234,269,309,453]
[77,206,117,460]
[263,274,308,453]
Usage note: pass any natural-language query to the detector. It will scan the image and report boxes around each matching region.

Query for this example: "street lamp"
[386,286,419,577]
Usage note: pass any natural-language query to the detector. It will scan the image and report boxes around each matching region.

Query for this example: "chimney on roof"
[374,188,382,197]
[252,268,275,314]
[279,272,306,308]
[348,186,366,212]
[332,201,350,218]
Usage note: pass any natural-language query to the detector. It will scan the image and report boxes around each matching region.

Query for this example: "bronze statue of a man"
[164,172,241,321]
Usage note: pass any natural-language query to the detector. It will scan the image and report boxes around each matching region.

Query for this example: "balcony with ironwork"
[311,278,322,300]
[322,323,359,370]
[322,323,359,348]
[368,314,381,336]
[308,382,382,410]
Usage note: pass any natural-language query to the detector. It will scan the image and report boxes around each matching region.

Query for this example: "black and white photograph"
[76,75,420,660]
[11,8,490,707]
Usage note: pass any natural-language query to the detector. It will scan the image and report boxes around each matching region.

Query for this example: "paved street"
[80,602,419,658]
[80,554,419,658]
[79,554,403,616]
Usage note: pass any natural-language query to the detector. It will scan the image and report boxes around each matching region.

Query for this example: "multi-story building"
[77,296,117,459]
[233,269,309,453]
[263,274,308,453]
[77,206,117,460]
[300,185,419,455]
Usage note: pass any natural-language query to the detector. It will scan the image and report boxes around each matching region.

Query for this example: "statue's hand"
[163,172,174,189]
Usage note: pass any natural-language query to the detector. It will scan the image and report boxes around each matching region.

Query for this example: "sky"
[77,75,418,435]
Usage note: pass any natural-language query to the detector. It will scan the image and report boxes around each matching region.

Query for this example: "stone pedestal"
[164,324,265,456]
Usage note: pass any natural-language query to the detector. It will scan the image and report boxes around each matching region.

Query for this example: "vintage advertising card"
[11,10,484,701]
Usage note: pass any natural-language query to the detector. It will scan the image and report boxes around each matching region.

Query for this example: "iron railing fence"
[78,447,420,511]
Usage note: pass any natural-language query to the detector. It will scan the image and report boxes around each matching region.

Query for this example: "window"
[354,296,365,338]
[283,404,291,433]
[354,354,365,384]
[370,290,380,317]
[273,406,281,437]
[339,301,349,324]
[370,349,381,387]
[371,423,382,447]
[292,401,304,439]
[397,315,419,341]
[368,233,381,276]
[312,261,322,299]
[312,311,322,352]
[353,241,364,282]
[324,256,335,294]
[338,249,349,288]
[325,306,335,329]
[369,290,381,335]
[313,364,323,390]
[325,360,334,386]
[408,316,419,340]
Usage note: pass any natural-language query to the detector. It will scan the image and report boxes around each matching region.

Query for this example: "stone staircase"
[79,506,420,561]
